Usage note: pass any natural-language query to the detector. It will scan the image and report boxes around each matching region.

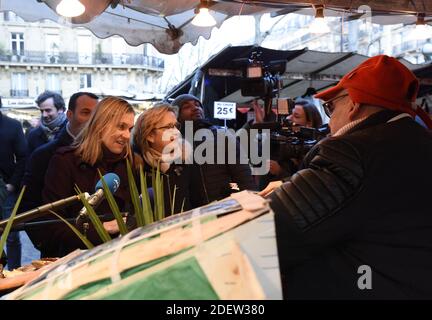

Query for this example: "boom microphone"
[0,193,89,233]
[0,174,121,234]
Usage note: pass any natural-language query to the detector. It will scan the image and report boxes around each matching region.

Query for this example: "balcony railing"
[10,89,29,97]
[0,50,164,69]
[94,53,165,69]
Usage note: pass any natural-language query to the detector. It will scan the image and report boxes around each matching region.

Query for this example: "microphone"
[88,173,120,208]
[76,173,121,226]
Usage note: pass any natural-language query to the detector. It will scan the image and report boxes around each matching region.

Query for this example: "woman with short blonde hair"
[133,103,178,165]
[133,103,203,215]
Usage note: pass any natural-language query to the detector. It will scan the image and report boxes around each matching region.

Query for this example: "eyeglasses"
[322,93,349,117]
[154,122,181,131]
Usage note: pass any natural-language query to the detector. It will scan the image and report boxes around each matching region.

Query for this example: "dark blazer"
[181,119,257,203]
[141,160,205,217]
[0,112,27,190]
[21,126,74,212]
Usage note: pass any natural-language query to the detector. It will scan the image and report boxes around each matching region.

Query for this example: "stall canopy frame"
[2,0,432,54]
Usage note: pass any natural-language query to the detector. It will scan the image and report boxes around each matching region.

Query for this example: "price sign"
[214,101,237,120]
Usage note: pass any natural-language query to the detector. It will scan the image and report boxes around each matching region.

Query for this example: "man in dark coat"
[172,94,257,203]
[269,55,432,299]
[21,92,98,212]
[27,91,67,155]
[20,92,98,255]
[0,96,27,269]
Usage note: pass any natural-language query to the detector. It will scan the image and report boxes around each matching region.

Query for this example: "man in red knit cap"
[269,55,432,299]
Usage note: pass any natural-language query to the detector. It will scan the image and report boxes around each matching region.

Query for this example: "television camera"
[271,121,330,161]
[240,50,286,121]
[240,50,329,168]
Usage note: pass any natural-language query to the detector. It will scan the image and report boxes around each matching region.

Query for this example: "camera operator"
[238,50,326,191]
[288,99,323,128]
[258,100,323,192]
[269,100,323,176]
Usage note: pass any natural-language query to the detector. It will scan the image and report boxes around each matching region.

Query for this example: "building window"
[46,34,60,63]
[46,73,61,94]
[112,37,127,65]
[11,73,28,97]
[11,32,25,56]
[80,74,92,89]
[143,75,152,92]
[78,35,92,64]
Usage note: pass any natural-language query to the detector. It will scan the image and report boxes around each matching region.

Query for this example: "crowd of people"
[0,89,258,262]
[1,54,432,298]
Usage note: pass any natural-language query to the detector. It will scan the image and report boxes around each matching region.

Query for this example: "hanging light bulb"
[191,0,216,27]
[309,5,330,34]
[411,13,432,40]
[56,0,85,18]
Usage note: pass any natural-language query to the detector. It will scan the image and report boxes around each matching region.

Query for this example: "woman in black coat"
[133,104,204,217]
[38,97,136,257]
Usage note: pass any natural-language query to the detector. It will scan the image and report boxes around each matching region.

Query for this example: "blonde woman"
[133,104,204,216]
[40,97,136,257]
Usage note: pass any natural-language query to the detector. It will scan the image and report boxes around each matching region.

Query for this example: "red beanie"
[315,55,432,127]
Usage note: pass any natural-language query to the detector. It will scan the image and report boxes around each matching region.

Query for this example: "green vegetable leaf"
[78,191,111,243]
[126,160,144,228]
[48,210,94,249]
[97,170,127,236]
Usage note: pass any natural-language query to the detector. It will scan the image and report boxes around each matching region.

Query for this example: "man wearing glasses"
[268,55,432,299]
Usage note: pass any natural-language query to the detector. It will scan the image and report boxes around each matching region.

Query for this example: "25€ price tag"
[214,101,236,120]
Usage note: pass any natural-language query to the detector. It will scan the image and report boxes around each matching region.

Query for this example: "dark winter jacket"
[0,112,27,190]
[20,126,74,212]
[270,110,432,299]
[35,146,135,257]
[26,119,67,156]
[141,160,205,217]
[181,119,257,203]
